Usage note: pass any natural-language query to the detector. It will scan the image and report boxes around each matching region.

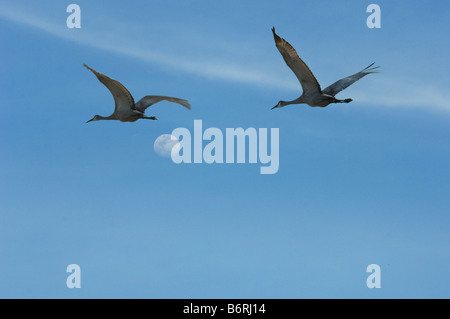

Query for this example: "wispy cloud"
[0,3,297,91]
[350,77,450,112]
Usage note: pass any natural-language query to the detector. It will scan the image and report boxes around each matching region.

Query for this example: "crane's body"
[285,93,353,108]
[83,64,190,123]
[271,27,379,109]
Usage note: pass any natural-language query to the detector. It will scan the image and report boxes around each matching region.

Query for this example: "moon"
[154,134,179,158]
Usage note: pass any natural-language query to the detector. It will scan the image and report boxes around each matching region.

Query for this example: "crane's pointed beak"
[271,105,278,110]
[86,119,93,123]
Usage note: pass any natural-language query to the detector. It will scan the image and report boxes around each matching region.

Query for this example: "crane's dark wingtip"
[271,27,282,44]
[271,27,277,36]
[183,100,191,110]
[83,63,93,72]
[364,62,381,73]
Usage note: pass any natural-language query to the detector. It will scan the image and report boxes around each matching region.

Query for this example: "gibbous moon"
[154,134,179,158]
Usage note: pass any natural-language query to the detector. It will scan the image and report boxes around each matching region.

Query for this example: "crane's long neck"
[98,114,117,120]
[282,96,304,106]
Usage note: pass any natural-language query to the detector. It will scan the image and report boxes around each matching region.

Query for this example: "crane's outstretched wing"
[322,63,380,97]
[83,64,135,112]
[135,95,191,112]
[272,27,321,96]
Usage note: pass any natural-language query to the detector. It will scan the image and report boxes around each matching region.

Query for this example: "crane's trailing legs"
[335,98,353,103]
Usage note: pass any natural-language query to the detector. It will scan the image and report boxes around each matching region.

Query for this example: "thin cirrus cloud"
[350,77,450,112]
[1,3,449,112]
[0,3,298,92]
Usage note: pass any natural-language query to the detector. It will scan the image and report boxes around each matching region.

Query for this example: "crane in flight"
[84,64,190,123]
[271,27,379,109]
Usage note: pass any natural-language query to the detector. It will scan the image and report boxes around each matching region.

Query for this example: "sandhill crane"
[83,64,190,123]
[271,27,379,109]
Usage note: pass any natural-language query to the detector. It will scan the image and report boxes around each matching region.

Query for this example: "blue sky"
[1,0,449,298]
